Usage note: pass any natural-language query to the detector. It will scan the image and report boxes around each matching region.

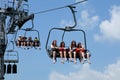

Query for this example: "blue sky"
[2,0,120,80]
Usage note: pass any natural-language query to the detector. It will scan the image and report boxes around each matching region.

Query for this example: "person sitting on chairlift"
[68,40,77,64]
[27,37,33,49]
[76,42,86,64]
[34,37,40,49]
[23,36,27,48]
[59,41,67,64]
[17,35,22,47]
[76,42,91,64]
[50,40,58,64]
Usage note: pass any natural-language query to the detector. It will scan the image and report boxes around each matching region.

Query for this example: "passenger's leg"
[81,52,86,64]
[87,53,91,64]
[60,51,64,64]
[53,51,56,64]
[64,51,67,62]
[81,52,85,60]
[21,41,24,47]
[78,52,82,63]
[73,51,77,64]
[30,41,34,48]
[17,41,20,47]
[24,41,27,49]
[68,51,73,62]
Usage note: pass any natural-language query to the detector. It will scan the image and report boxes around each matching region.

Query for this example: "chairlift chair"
[45,27,89,59]
[4,50,19,74]
[14,19,41,49]
[45,6,91,62]
[23,3,29,16]
[4,49,19,63]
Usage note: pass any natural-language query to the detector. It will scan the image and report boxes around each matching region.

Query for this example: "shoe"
[64,58,67,62]
[87,59,91,64]
[24,47,27,50]
[81,59,85,64]
[61,60,64,64]
[79,59,82,63]
[69,59,73,62]
[53,59,56,64]
[74,60,77,64]
[83,58,87,61]
[39,47,41,50]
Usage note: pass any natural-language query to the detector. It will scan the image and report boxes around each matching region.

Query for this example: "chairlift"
[4,41,18,74]
[45,6,91,63]
[22,28,41,49]
[14,19,41,49]
[4,40,19,63]
[23,3,29,16]
[4,49,19,63]
[7,0,15,9]
[46,27,89,58]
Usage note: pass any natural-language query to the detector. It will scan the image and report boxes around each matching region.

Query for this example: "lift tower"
[0,13,6,80]
[0,0,33,79]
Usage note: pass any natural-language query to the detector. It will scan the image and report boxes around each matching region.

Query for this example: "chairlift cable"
[34,0,87,15]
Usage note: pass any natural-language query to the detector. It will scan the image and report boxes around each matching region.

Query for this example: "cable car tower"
[0,0,33,79]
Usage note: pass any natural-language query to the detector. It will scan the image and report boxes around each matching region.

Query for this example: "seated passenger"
[27,37,33,49]
[68,40,77,64]
[20,36,25,47]
[76,42,91,64]
[59,41,67,64]
[34,37,40,49]
[50,40,58,64]
[76,42,86,64]
[23,36,27,48]
[17,35,22,47]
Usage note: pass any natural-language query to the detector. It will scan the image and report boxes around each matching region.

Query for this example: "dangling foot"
[61,60,64,64]
[81,59,85,64]
[79,59,82,63]
[69,58,73,62]
[38,47,41,50]
[64,58,67,62]
[87,59,91,64]
[74,60,77,64]
[24,47,27,50]
[83,58,86,61]
[53,59,56,64]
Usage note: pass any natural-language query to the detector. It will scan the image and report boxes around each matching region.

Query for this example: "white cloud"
[49,59,120,80]
[78,10,99,29]
[95,6,120,41]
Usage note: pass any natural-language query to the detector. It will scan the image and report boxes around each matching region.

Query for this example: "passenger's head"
[77,42,82,48]
[71,40,76,47]
[28,37,32,39]
[60,41,65,47]
[52,40,57,46]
